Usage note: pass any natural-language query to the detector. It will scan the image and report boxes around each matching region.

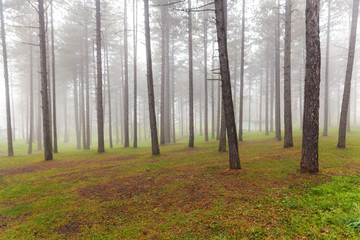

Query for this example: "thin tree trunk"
[323,0,331,137]
[301,0,321,173]
[144,0,160,155]
[124,0,129,147]
[204,13,209,142]
[160,7,166,145]
[238,0,245,142]
[265,56,269,135]
[74,72,80,149]
[133,0,138,148]
[188,0,194,148]
[275,0,281,141]
[219,102,226,152]
[28,35,34,154]
[85,22,90,149]
[0,0,13,156]
[338,0,359,148]
[96,0,105,153]
[51,1,58,153]
[106,40,113,149]
[284,0,293,148]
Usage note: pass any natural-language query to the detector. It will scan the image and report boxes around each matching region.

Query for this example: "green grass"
[0,129,360,239]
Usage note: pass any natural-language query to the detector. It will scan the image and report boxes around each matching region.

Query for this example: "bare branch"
[152,0,184,7]
[27,0,39,13]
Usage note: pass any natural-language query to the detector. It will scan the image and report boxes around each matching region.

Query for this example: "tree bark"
[144,0,160,155]
[301,0,321,173]
[284,0,293,148]
[133,0,138,148]
[96,0,105,153]
[215,0,241,169]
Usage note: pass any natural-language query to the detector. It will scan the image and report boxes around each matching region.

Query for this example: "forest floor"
[1,129,360,239]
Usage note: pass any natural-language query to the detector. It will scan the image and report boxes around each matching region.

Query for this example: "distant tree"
[188,0,194,148]
[124,0,129,148]
[0,0,13,156]
[283,0,293,148]
[28,33,34,154]
[215,0,241,169]
[133,0,138,148]
[323,0,332,137]
[301,0,321,173]
[238,0,245,142]
[204,12,209,142]
[51,1,58,153]
[338,0,359,148]
[96,0,105,153]
[144,0,160,155]
[275,0,281,142]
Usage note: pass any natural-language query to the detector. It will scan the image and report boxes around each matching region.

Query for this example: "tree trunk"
[219,102,226,152]
[0,0,13,156]
[275,0,281,141]
[144,0,160,155]
[238,0,245,142]
[50,1,58,153]
[204,13,209,142]
[215,0,241,169]
[124,0,129,147]
[211,41,215,139]
[160,7,166,145]
[133,0,138,148]
[265,56,269,135]
[38,0,53,160]
[74,72,81,150]
[28,34,34,154]
[323,0,331,137]
[96,0,105,153]
[301,0,321,173]
[106,39,113,149]
[85,22,90,149]
[338,0,359,148]
[284,0,293,148]
[188,0,194,148]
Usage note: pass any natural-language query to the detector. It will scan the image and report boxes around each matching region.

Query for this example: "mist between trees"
[0,0,359,172]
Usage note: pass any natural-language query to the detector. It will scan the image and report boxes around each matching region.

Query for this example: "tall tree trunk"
[265,56,269,135]
[74,72,81,149]
[284,0,293,148]
[204,13,209,142]
[133,0,138,148]
[51,1,58,153]
[85,22,90,149]
[270,52,274,132]
[38,0,53,160]
[248,73,251,132]
[124,0,129,147]
[64,84,69,143]
[238,0,245,142]
[301,0,321,173]
[80,49,86,149]
[338,0,359,148]
[37,65,42,151]
[216,78,221,140]
[0,0,13,156]
[323,0,331,137]
[259,67,263,132]
[144,0,160,155]
[215,0,241,169]
[188,0,194,148]
[28,35,34,154]
[165,13,171,144]
[171,39,176,144]
[96,0,105,153]
[211,41,215,139]
[275,0,281,141]
[106,40,113,149]
[160,7,166,145]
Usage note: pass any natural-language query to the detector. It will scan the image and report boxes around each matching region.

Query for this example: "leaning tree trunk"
[323,0,331,137]
[0,0,13,156]
[51,1,58,153]
[188,0,194,148]
[38,0,53,160]
[144,0,160,155]
[96,0,105,153]
[275,0,281,141]
[215,0,241,169]
[301,0,321,173]
[338,0,359,148]
[284,0,293,148]
[238,0,245,142]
